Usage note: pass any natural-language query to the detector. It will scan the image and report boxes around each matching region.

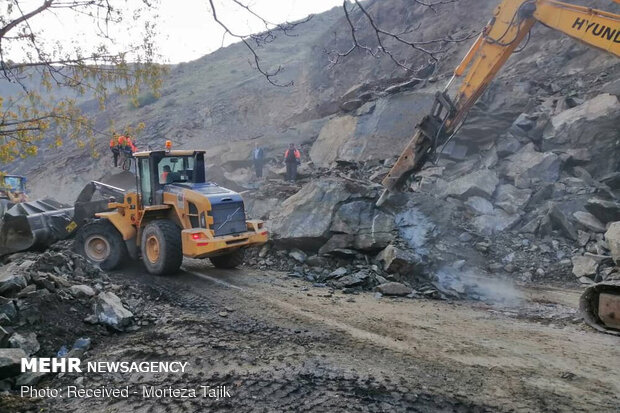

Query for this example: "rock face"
[330,201,395,251]
[441,169,498,200]
[310,116,357,167]
[93,292,133,330]
[605,222,620,265]
[0,348,27,379]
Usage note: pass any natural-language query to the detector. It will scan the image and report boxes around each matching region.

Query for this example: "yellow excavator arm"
[379,0,620,203]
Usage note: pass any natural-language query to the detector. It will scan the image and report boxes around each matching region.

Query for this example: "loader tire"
[210,248,245,269]
[141,220,182,275]
[75,220,127,271]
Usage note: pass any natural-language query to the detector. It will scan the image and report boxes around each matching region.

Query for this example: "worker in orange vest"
[110,137,120,167]
[284,143,301,182]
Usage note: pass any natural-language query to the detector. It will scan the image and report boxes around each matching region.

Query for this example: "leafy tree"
[0,0,165,164]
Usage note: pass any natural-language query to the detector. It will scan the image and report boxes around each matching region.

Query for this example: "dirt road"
[10,262,620,412]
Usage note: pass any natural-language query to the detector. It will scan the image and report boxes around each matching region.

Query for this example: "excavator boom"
[380,0,620,196]
[379,0,620,333]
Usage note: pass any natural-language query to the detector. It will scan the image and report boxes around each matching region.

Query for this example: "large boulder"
[502,143,561,187]
[92,292,133,331]
[330,201,395,251]
[441,169,499,200]
[605,222,620,265]
[585,198,620,225]
[270,179,365,250]
[0,348,27,379]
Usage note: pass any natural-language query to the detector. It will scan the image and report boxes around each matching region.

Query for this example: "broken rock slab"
[502,143,561,187]
[375,282,412,296]
[572,211,606,233]
[376,245,421,275]
[441,169,499,200]
[465,196,494,215]
[547,204,577,240]
[605,222,620,265]
[494,184,531,215]
[92,292,133,331]
[0,348,27,380]
[270,179,367,250]
[8,332,40,356]
[0,269,27,295]
[70,284,96,298]
[585,198,620,225]
[572,255,598,278]
[472,210,521,236]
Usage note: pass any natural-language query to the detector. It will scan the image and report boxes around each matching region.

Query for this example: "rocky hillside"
[6,0,620,297]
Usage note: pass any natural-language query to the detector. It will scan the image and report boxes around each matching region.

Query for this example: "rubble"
[572,256,598,279]
[586,199,620,225]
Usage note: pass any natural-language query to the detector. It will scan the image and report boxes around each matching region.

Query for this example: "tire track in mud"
[91,265,499,413]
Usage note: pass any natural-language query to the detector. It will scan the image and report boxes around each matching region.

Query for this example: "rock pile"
[0,241,146,387]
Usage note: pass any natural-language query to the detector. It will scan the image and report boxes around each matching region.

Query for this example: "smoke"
[435,266,523,307]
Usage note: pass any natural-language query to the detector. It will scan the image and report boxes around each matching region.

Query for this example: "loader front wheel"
[141,220,182,275]
[75,221,127,271]
[210,248,244,269]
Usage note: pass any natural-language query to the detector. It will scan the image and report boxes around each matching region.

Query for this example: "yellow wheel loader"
[73,148,268,275]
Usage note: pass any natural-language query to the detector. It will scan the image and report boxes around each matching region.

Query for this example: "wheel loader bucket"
[0,199,75,256]
[579,280,620,336]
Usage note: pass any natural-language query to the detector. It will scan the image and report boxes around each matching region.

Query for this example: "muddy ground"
[3,261,619,413]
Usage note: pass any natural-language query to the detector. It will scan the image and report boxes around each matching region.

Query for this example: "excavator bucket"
[579,280,620,336]
[0,199,75,256]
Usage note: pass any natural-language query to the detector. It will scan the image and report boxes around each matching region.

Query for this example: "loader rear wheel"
[141,220,182,275]
[210,248,245,269]
[75,221,127,271]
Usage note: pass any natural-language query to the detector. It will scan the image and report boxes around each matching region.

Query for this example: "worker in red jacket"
[284,143,301,182]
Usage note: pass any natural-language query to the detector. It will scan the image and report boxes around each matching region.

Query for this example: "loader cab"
[134,150,206,206]
[0,175,26,200]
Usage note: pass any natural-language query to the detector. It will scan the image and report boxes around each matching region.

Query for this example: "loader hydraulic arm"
[379,0,620,203]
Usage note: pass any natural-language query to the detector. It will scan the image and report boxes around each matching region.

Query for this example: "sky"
[5,0,343,64]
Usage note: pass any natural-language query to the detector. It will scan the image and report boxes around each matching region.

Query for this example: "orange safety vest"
[118,135,127,146]
[284,149,300,161]
[110,138,117,148]
[161,171,169,182]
